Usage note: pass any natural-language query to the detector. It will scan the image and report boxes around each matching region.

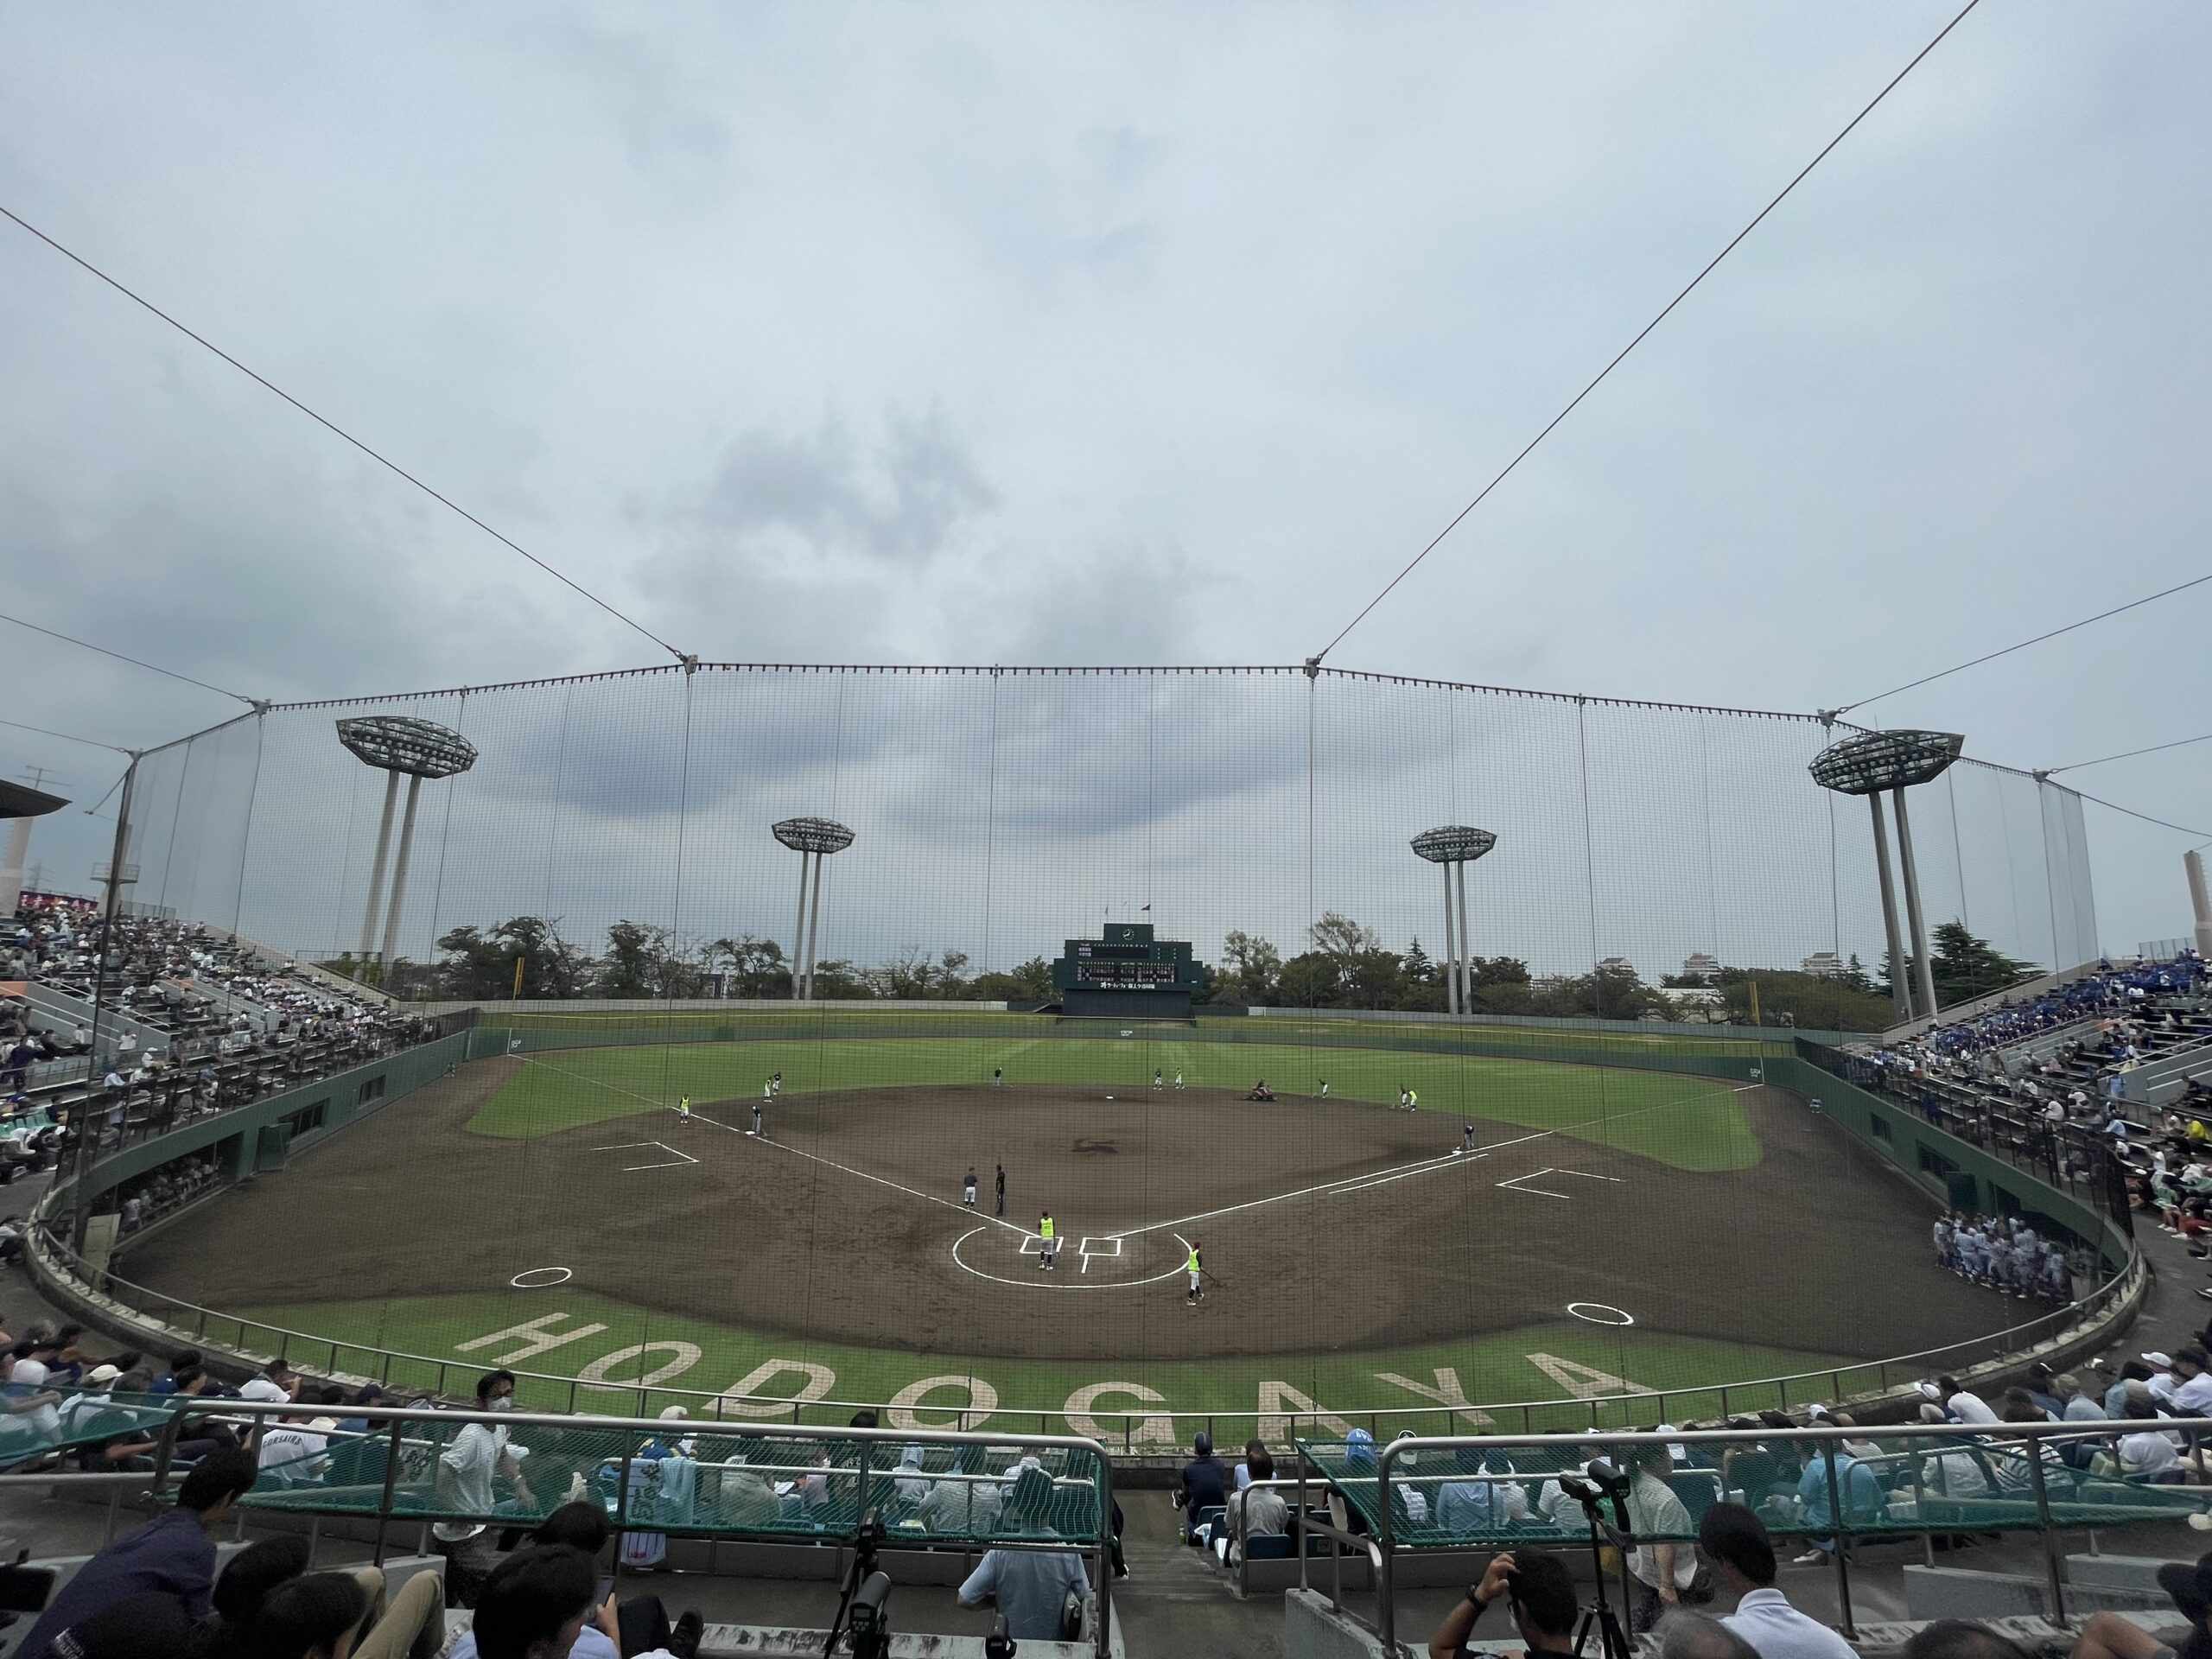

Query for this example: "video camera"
[1554,1459,1636,1548]
[845,1569,892,1659]
[824,1510,890,1659]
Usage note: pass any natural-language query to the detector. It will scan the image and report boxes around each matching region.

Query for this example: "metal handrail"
[1363,1419,2212,1656]
[1,1399,1118,1659]
[27,1211,2141,1435]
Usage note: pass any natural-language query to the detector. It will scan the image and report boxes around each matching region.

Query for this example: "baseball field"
[124,1024,2028,1437]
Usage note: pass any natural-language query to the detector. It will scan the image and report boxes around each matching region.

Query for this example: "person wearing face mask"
[432,1371,535,1608]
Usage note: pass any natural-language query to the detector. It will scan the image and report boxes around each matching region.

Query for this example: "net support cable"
[1307,0,1987,666]
[0,204,688,665]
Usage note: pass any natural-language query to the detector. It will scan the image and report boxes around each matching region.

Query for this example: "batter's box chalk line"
[1495,1167,1624,1201]
[590,1140,699,1172]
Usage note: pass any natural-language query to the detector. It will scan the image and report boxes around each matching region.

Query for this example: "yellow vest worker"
[1185,1241,1205,1304]
[1038,1213,1058,1272]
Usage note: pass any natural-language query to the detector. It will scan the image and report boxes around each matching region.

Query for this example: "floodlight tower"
[1808,728,1963,1023]
[1411,825,1497,1016]
[336,715,480,982]
[772,817,855,1001]
[0,775,70,916]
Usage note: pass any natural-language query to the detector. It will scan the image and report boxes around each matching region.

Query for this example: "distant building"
[1530,974,1570,995]
[1801,950,1844,979]
[1596,956,1636,976]
[1680,952,1721,982]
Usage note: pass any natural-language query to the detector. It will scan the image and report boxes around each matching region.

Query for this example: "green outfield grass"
[481,1003,1794,1061]
[468,1037,1762,1171]
[236,1285,1862,1435]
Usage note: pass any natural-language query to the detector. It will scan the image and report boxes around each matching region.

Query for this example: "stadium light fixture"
[1411,825,1497,1017]
[773,817,856,1000]
[1808,728,1962,1025]
[335,715,480,984]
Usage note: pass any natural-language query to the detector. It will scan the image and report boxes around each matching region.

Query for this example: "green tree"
[1218,930,1282,1005]
[598,920,689,998]
[435,916,589,1000]
[970,955,1055,1003]
[1929,921,2040,1006]
[1710,966,1892,1033]
[1275,950,1339,1007]
[704,933,790,998]
[806,958,874,999]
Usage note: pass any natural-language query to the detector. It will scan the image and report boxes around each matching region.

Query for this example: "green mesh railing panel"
[0,1392,181,1467]
[238,1425,1104,1546]
[1296,1438,2212,1548]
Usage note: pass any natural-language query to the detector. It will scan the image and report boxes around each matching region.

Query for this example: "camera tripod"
[823,1509,889,1659]
[1559,1471,1640,1659]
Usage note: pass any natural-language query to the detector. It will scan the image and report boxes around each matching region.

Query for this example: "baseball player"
[992,1067,1003,1088]
[963,1166,978,1208]
[677,1095,691,1120]
[770,1071,784,1099]
[1407,1087,1420,1112]
[1038,1211,1057,1271]
[1154,1069,1164,1090]
[1318,1080,1329,1098]
[1173,1071,1184,1090]
[995,1163,1006,1216]
[1397,1086,1410,1110]
[753,1088,766,1137]
[1185,1240,1205,1306]
[1460,1122,1475,1154]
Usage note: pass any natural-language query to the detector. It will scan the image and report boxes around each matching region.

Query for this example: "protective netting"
[86,664,2108,1426]
[1300,1433,2212,1548]
[118,666,2099,1005]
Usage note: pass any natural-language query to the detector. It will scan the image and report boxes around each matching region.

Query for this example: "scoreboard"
[1051,924,1204,1019]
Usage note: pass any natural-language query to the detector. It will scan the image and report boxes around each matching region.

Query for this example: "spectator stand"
[1304,1421,2212,1658]
[0,1401,1121,1656]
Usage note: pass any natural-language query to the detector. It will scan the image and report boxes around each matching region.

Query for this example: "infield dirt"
[136,1064,2009,1363]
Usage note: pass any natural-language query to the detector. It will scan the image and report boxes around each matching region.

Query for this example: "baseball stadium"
[23,667,2129,1445]
[9,8,2211,1655]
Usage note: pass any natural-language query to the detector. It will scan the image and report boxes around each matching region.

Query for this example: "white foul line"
[519,1052,1758,1242]
[516,1054,1031,1236]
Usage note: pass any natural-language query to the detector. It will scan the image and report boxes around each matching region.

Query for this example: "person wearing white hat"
[0,1355,64,1457]
[60,1364,124,1439]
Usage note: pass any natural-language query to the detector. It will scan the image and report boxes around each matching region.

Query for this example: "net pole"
[72,753,137,1255]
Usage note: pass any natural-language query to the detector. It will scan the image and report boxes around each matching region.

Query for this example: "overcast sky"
[1,2,2204,963]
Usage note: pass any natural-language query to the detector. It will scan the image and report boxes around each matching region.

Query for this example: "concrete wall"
[1284,1589,1389,1659]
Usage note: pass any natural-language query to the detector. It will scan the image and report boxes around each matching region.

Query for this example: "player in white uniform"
[677,1095,691,1120]
[963,1166,978,1208]
[753,1087,766,1136]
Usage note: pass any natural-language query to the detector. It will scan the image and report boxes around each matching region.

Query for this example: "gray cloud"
[0,0,2203,957]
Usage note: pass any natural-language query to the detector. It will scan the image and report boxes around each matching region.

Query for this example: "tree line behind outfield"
[321,912,2038,1031]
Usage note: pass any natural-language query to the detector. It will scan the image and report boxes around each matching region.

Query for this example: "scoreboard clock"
[1051,923,1204,1019]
